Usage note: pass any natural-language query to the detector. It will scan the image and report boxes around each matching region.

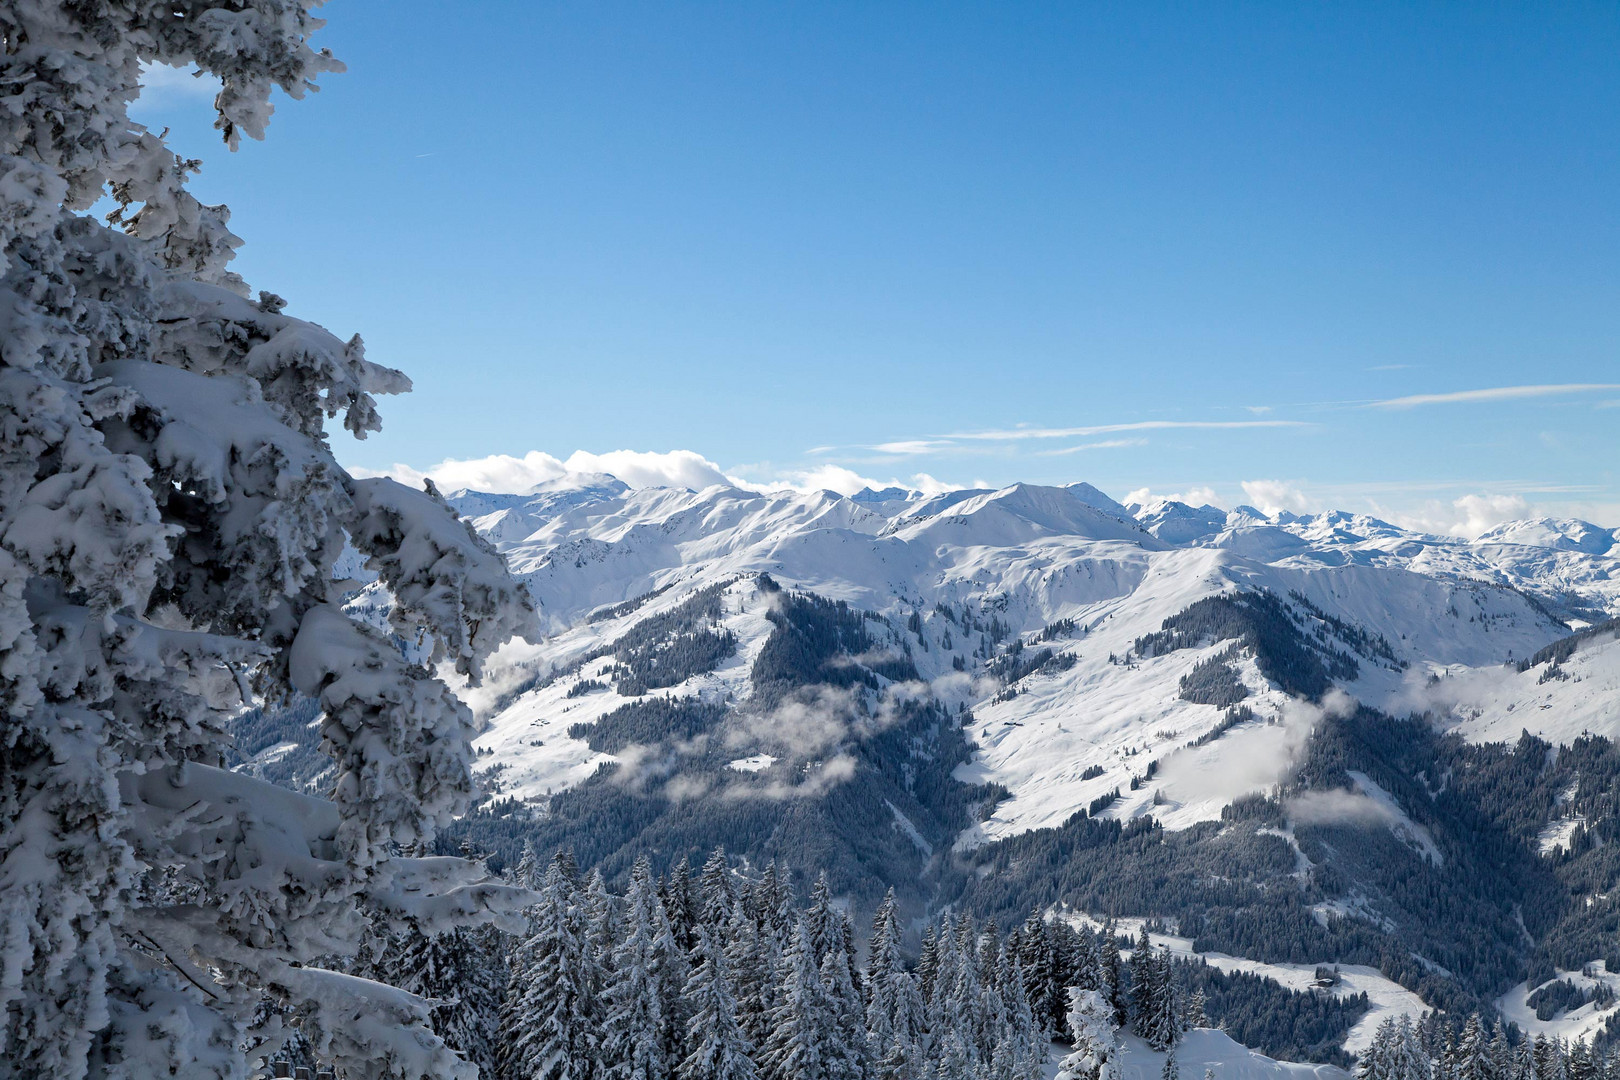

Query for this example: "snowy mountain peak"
[1476,517,1617,555]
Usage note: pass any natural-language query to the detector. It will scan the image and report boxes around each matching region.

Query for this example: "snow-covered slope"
[1063,914,1428,1057]
[1111,1030,1347,1080]
[1497,961,1620,1044]
[447,475,1608,845]
[1420,621,1620,746]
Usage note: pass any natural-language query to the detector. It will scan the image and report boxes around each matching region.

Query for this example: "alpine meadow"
[3,3,1620,1080]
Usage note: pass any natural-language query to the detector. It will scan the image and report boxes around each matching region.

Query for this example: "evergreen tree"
[1017,912,1060,1038]
[1128,932,1176,1051]
[1141,948,1179,1052]
[585,868,621,1010]
[807,874,859,980]
[1487,1026,1513,1080]
[1183,988,1208,1031]
[754,862,792,941]
[822,943,873,1080]
[1393,1017,1433,1080]
[0,2,535,1074]
[764,919,843,1080]
[1358,1018,1396,1080]
[1163,1050,1180,1080]
[996,950,1046,1080]
[512,841,545,890]
[1569,1042,1597,1080]
[1058,989,1119,1080]
[1070,923,1101,994]
[1533,1038,1560,1080]
[732,897,783,1051]
[680,925,760,1080]
[935,1026,977,1080]
[555,845,583,888]
[603,859,679,1080]
[501,859,594,1080]
[1453,1015,1490,1080]
[665,858,702,955]
[1100,927,1128,1027]
[409,922,507,1078]
[702,848,739,929]
[1130,928,1157,1036]
[866,891,924,1080]
[917,925,942,1007]
[1514,1039,1536,1080]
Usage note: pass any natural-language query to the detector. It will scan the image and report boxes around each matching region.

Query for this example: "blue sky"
[135,2,1619,532]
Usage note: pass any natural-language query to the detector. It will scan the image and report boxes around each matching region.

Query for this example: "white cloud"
[1123,485,1224,510]
[1369,384,1620,409]
[1240,479,1316,515]
[943,420,1307,441]
[1284,789,1401,827]
[1032,438,1147,457]
[1372,492,1533,538]
[563,450,730,489]
[136,62,222,105]
[1158,691,1354,808]
[740,464,962,497]
[353,448,730,493]
[1450,493,1531,536]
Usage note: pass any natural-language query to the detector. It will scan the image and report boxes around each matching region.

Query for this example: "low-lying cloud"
[1240,479,1316,516]
[1123,486,1224,510]
[1377,492,1532,539]
[1158,689,1356,807]
[1284,788,1401,827]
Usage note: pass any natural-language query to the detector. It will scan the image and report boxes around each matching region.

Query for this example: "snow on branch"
[349,477,538,681]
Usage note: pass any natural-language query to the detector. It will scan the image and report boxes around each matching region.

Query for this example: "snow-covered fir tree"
[729,898,781,1052]
[1057,989,1119,1080]
[701,847,739,929]
[680,925,759,1080]
[501,859,595,1080]
[0,1,537,1076]
[763,918,845,1080]
[866,892,923,1080]
[1099,925,1128,1027]
[1129,932,1177,1052]
[1183,986,1208,1031]
[603,858,683,1080]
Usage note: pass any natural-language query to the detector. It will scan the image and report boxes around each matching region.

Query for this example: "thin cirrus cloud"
[868,439,955,455]
[941,419,1310,441]
[1369,384,1620,409]
[1033,438,1149,457]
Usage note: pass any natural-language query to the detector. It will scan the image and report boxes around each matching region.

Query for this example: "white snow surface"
[448,476,1618,839]
[1110,1029,1347,1080]
[1063,915,1429,1057]
[1424,629,1620,746]
[1497,962,1620,1043]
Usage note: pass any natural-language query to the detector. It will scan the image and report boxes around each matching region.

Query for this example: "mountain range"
[236,473,1620,1063]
